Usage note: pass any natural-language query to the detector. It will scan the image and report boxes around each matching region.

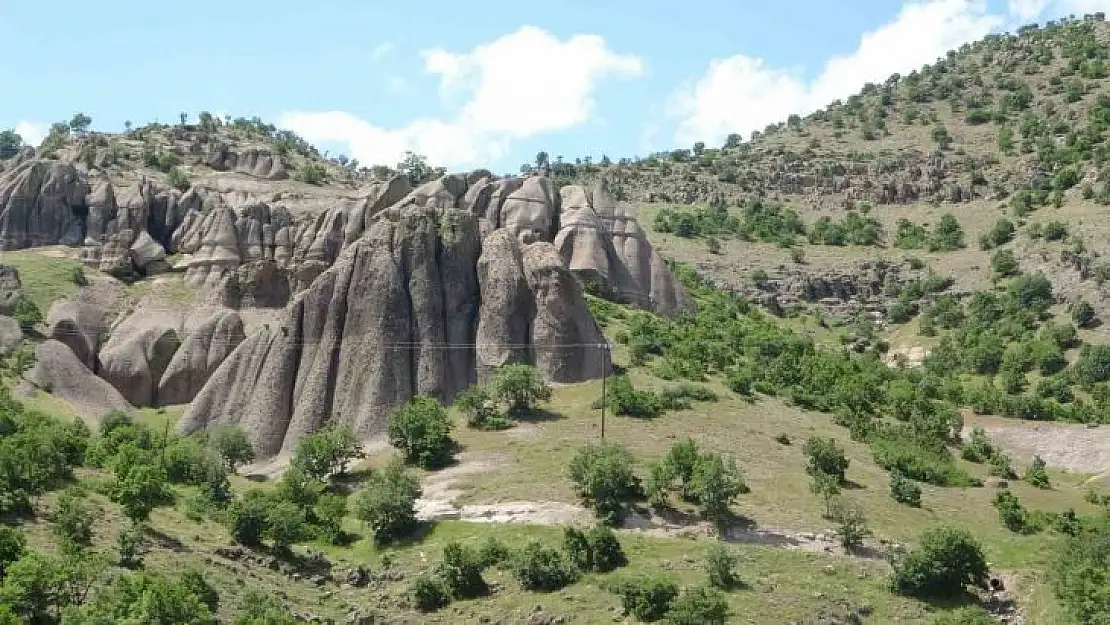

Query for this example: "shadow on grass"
[510,407,565,423]
[841,479,866,490]
[374,521,438,550]
[243,474,270,483]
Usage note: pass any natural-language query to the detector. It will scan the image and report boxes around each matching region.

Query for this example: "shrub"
[586,525,627,573]
[51,487,98,554]
[891,525,989,599]
[208,425,255,471]
[831,499,871,552]
[704,544,740,589]
[233,589,296,624]
[489,364,552,412]
[388,396,454,469]
[989,453,1017,480]
[0,527,24,577]
[476,536,512,569]
[453,386,511,431]
[610,574,679,622]
[568,442,641,525]
[994,490,1028,533]
[1053,515,1110,623]
[687,453,748,526]
[436,542,486,599]
[291,423,365,479]
[166,167,190,191]
[512,542,579,592]
[928,214,966,251]
[352,459,422,544]
[890,472,922,507]
[1024,455,1050,488]
[931,607,998,625]
[408,573,450,612]
[602,375,663,418]
[117,521,144,568]
[10,297,41,332]
[803,437,850,482]
[293,162,326,185]
[1072,300,1097,328]
[991,249,1020,278]
[226,490,270,547]
[663,585,730,625]
[264,501,306,552]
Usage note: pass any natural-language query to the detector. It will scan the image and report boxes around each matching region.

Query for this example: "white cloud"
[669,0,1004,146]
[282,26,642,168]
[1009,0,1110,20]
[14,121,45,147]
[1009,0,1050,20]
[371,42,394,60]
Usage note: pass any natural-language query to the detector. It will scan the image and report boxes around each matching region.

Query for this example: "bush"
[117,521,144,568]
[1072,299,1097,328]
[436,542,486,599]
[930,607,997,625]
[704,544,739,589]
[10,297,41,332]
[1053,515,1110,623]
[233,589,296,624]
[226,490,270,547]
[663,585,730,625]
[489,364,552,412]
[989,453,1017,480]
[208,425,255,471]
[960,427,996,463]
[388,396,455,469]
[687,453,748,526]
[564,525,626,574]
[264,501,306,552]
[602,375,663,418]
[610,574,679,622]
[991,249,1020,278]
[0,527,24,577]
[408,573,450,612]
[512,542,579,592]
[568,442,641,525]
[166,167,190,191]
[476,536,512,569]
[1024,455,1050,488]
[291,423,365,479]
[890,472,923,507]
[831,499,871,552]
[293,162,326,185]
[453,386,511,431]
[994,490,1028,533]
[803,437,850,482]
[51,487,98,554]
[352,459,422,544]
[891,525,989,599]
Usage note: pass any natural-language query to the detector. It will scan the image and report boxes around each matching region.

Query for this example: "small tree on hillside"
[290,424,364,480]
[489,364,552,413]
[208,425,255,472]
[353,459,422,544]
[803,437,850,482]
[388,396,455,469]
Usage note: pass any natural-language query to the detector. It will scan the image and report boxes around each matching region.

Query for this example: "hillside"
[2,14,1110,625]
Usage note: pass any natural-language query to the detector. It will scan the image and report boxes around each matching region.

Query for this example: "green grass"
[0,250,85,310]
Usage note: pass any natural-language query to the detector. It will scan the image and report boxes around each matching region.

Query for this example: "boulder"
[0,316,22,357]
[26,340,133,421]
[45,300,104,369]
[129,229,167,270]
[218,260,291,309]
[98,312,181,406]
[0,265,22,315]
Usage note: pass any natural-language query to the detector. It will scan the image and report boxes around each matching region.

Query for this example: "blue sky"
[0,0,1105,173]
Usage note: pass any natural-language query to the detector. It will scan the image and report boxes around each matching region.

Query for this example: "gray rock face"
[45,300,104,369]
[218,260,291,309]
[27,340,133,421]
[98,312,181,406]
[0,160,87,250]
[207,144,288,180]
[0,265,23,316]
[0,316,22,357]
[179,208,607,458]
[157,309,245,405]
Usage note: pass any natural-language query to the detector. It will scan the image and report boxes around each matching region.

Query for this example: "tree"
[568,442,641,525]
[66,571,217,625]
[0,526,24,578]
[1072,299,1097,328]
[890,471,922,507]
[891,525,989,599]
[290,424,365,480]
[51,487,98,554]
[397,151,436,185]
[610,574,679,621]
[226,490,270,547]
[688,454,747,527]
[0,131,23,160]
[704,545,739,590]
[453,386,510,431]
[264,501,306,553]
[810,471,841,518]
[117,521,144,568]
[436,542,487,599]
[387,396,455,469]
[803,437,850,482]
[68,113,92,133]
[489,364,552,413]
[534,151,550,170]
[352,459,422,544]
[991,249,1020,278]
[1024,455,1050,489]
[11,297,42,333]
[513,542,579,592]
[232,589,296,624]
[831,498,870,552]
[110,459,169,523]
[208,425,255,472]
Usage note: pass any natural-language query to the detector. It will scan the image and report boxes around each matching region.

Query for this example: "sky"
[1,0,1108,174]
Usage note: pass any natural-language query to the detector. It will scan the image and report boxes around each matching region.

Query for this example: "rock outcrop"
[0,160,87,250]
[98,312,181,407]
[157,309,245,405]
[27,340,133,420]
[45,300,105,369]
[0,265,23,315]
[180,207,608,457]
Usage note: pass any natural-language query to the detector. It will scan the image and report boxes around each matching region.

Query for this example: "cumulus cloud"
[669,0,1004,146]
[14,121,46,147]
[281,26,642,168]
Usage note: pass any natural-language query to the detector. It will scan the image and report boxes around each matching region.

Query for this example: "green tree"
[68,113,92,133]
[0,527,24,578]
[352,459,422,544]
[610,574,679,621]
[290,424,365,480]
[226,490,270,547]
[110,459,169,523]
[51,487,98,555]
[232,588,296,624]
[703,545,740,590]
[0,131,23,160]
[810,471,841,518]
[1072,299,1097,328]
[264,501,306,553]
[1024,455,1050,489]
[387,396,455,469]
[11,297,42,333]
[489,364,552,413]
[117,521,144,569]
[208,425,255,472]
[663,585,730,625]
[891,525,989,599]
[512,541,578,592]
[831,498,871,552]
[66,570,217,625]
[803,437,850,482]
[568,442,641,525]
[687,453,747,527]
[991,249,1020,278]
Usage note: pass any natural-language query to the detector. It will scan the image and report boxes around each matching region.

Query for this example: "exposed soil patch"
[968,415,1110,477]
